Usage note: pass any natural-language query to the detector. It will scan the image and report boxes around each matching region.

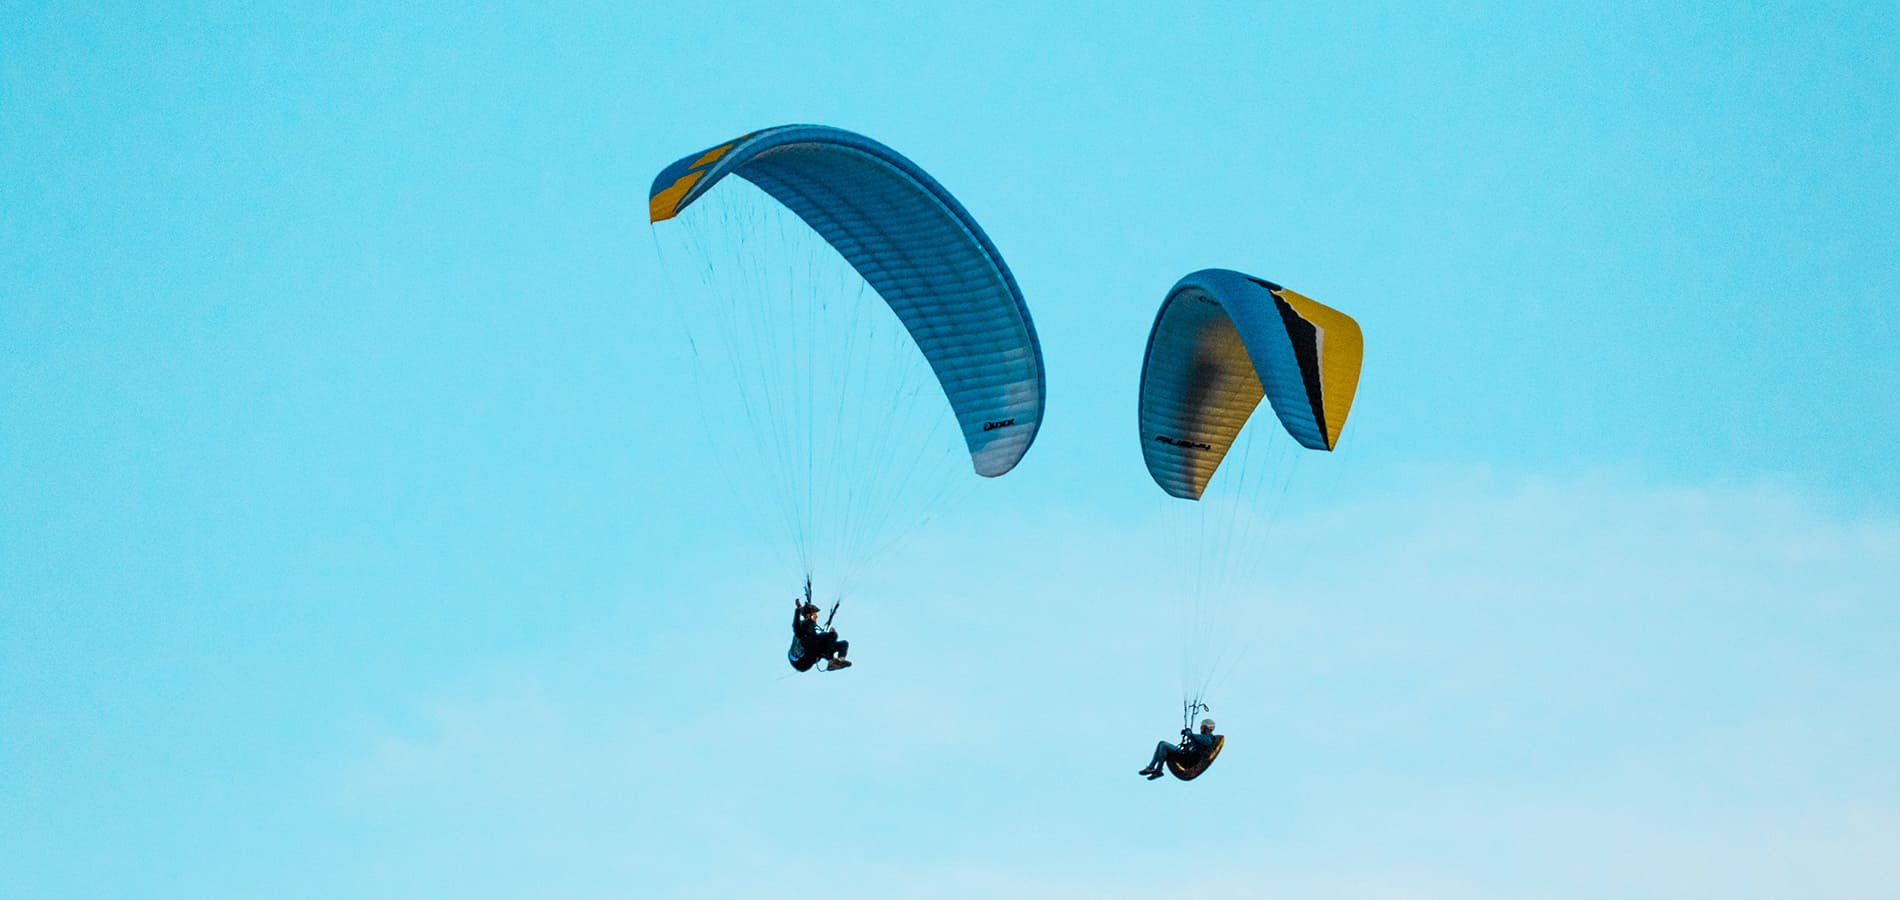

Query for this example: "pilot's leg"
[1140,741,1174,776]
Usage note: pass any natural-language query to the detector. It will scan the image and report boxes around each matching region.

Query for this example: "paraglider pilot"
[790,583,851,672]
[1139,718,1220,780]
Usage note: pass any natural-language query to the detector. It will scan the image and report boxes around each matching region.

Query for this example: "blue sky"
[3,3,1897,898]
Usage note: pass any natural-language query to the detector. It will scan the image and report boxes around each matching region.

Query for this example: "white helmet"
[1200,718,1216,731]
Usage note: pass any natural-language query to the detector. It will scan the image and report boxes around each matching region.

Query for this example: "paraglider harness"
[1166,699,1225,781]
[787,578,842,672]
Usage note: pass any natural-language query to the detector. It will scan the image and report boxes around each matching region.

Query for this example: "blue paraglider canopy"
[651,124,1044,478]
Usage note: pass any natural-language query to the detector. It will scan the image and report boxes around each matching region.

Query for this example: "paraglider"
[1139,708,1224,781]
[788,579,851,672]
[1135,268,1364,780]
[649,124,1044,665]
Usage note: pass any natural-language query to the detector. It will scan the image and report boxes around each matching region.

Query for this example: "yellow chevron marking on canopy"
[1272,287,1363,449]
[690,142,736,169]
[648,170,705,223]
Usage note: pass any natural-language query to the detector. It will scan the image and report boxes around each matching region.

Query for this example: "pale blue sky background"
[4,3,1897,898]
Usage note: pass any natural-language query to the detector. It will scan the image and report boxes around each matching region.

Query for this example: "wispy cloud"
[312,469,1898,899]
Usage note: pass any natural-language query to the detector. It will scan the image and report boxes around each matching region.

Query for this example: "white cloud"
[311,469,1900,899]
